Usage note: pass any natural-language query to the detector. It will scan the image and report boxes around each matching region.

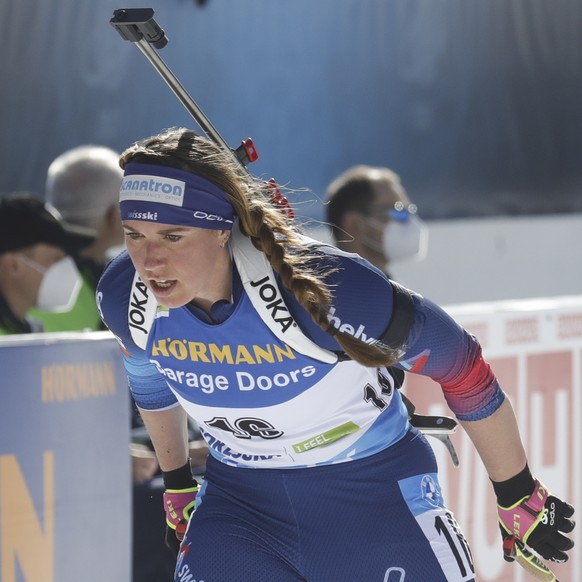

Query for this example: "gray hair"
[45,145,123,229]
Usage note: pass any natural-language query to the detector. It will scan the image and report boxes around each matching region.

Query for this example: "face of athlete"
[123,220,231,310]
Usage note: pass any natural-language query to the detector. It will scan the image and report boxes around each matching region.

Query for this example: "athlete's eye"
[165,234,182,242]
[125,232,142,240]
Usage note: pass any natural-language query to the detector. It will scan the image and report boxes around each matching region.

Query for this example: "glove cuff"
[162,459,196,489]
[491,463,535,507]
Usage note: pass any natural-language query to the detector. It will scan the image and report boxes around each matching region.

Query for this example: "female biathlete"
[97,127,574,582]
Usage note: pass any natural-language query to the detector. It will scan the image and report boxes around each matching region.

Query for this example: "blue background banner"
[1,1,580,220]
[0,332,131,582]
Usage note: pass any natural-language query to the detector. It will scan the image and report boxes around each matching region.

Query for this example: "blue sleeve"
[96,251,178,411]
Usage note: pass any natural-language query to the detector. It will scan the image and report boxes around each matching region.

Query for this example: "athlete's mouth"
[151,279,175,291]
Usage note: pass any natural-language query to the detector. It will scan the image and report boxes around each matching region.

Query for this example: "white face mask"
[363,215,428,269]
[21,255,83,312]
[382,215,429,265]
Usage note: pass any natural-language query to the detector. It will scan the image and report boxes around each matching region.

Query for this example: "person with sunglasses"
[97,128,574,581]
[325,165,427,278]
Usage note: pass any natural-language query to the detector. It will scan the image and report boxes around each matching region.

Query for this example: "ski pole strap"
[503,536,559,581]
[381,281,415,349]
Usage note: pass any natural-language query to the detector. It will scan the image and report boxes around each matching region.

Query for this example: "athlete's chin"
[150,284,188,308]
[154,294,188,309]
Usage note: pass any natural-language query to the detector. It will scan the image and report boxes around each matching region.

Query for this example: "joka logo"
[129,278,151,335]
[250,276,294,333]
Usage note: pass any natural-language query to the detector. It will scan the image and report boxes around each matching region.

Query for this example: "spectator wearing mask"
[0,193,94,335]
[325,165,427,278]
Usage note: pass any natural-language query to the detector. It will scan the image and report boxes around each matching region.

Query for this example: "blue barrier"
[0,332,131,582]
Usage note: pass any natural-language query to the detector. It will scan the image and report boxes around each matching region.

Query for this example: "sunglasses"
[364,201,418,222]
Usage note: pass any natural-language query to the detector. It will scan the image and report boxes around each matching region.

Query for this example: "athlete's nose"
[142,240,166,273]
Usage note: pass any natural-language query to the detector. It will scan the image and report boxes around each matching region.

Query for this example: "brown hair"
[325,165,402,243]
[120,128,402,367]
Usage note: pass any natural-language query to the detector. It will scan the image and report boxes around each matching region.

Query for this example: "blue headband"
[120,163,235,230]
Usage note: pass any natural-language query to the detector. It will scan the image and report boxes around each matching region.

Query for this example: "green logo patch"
[292,421,360,453]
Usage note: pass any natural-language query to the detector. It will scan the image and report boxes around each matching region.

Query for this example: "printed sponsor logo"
[151,338,296,364]
[292,421,360,453]
[175,544,204,582]
[150,359,229,393]
[327,307,374,343]
[129,277,151,336]
[41,362,116,402]
[176,564,203,582]
[149,358,315,393]
[399,349,430,373]
[249,276,294,333]
[120,174,185,206]
[154,306,170,319]
[200,428,281,461]
[235,366,315,391]
[126,210,158,221]
[421,474,442,508]
[192,210,232,223]
[543,502,556,527]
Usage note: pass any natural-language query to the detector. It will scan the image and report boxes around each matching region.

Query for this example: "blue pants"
[175,429,475,581]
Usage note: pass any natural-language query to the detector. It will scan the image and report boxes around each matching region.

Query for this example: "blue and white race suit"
[97,238,497,581]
